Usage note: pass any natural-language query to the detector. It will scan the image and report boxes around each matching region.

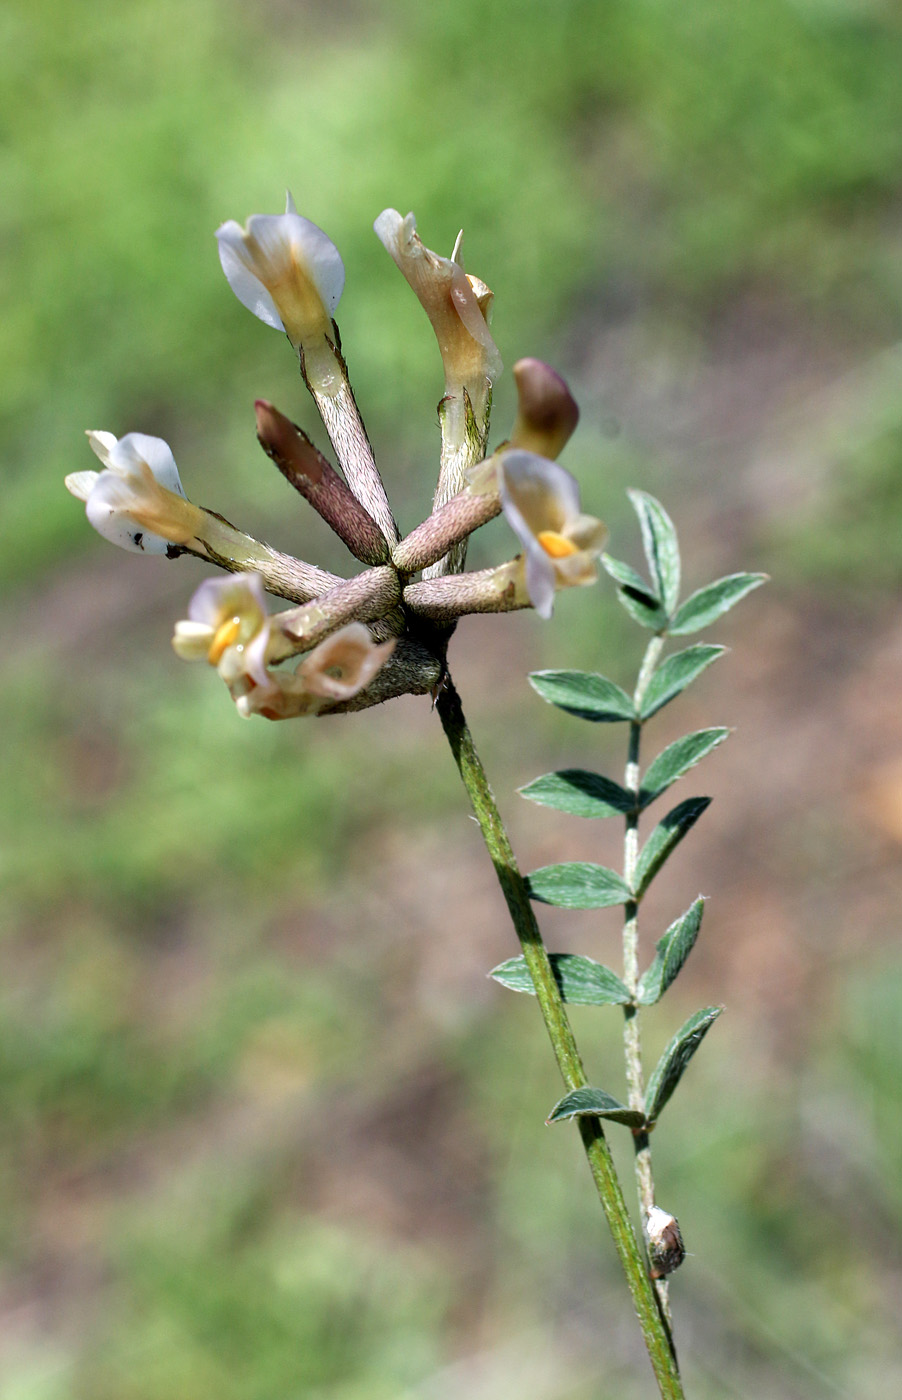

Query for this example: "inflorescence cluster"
[66,197,606,719]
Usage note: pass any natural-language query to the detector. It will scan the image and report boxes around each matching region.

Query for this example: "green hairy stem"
[622,634,674,1333]
[436,676,684,1400]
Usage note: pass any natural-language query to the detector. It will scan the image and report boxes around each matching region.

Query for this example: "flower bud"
[391,488,502,574]
[272,567,401,656]
[510,359,580,459]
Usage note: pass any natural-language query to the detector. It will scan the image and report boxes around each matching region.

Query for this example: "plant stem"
[300,345,400,547]
[621,634,674,1331]
[421,390,490,579]
[436,675,683,1399]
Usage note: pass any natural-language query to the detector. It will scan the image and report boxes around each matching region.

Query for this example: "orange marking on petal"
[537,530,579,559]
[207,616,242,664]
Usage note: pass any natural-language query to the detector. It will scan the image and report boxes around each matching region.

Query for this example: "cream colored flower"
[498,450,607,619]
[171,572,274,691]
[173,574,395,720]
[216,194,345,392]
[66,432,196,552]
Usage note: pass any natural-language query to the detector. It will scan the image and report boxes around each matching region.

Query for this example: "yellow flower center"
[207,616,242,665]
[537,530,579,559]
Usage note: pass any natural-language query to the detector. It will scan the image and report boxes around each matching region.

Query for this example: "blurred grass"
[3,0,902,1396]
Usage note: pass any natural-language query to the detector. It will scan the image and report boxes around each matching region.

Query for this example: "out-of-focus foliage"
[3,0,902,1396]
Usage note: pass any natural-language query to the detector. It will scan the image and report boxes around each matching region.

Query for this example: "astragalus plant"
[66,194,763,1399]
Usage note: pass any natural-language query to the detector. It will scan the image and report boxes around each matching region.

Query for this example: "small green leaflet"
[520,769,635,819]
[638,898,705,1005]
[640,729,730,808]
[601,553,657,599]
[639,645,725,720]
[628,490,681,616]
[526,862,632,909]
[670,573,767,636]
[645,1007,722,1126]
[602,555,670,631]
[547,1086,646,1129]
[491,953,631,1005]
[529,670,636,722]
[633,796,711,898]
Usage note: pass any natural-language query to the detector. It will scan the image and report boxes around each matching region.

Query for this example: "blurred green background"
[4,0,902,1395]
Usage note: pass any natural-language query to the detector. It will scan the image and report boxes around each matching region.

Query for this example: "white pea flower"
[216,193,345,391]
[498,450,607,620]
[66,432,196,553]
[172,572,274,690]
[173,574,395,720]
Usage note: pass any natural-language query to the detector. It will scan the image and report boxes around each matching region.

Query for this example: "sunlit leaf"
[546,1086,646,1128]
[520,770,634,819]
[645,1007,722,1126]
[639,645,725,720]
[491,953,631,1005]
[529,670,635,722]
[638,898,705,1004]
[634,797,711,897]
[670,573,767,635]
[640,729,729,807]
[628,490,681,615]
[526,862,632,908]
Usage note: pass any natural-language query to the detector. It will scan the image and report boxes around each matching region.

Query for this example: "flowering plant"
[67,194,763,1398]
